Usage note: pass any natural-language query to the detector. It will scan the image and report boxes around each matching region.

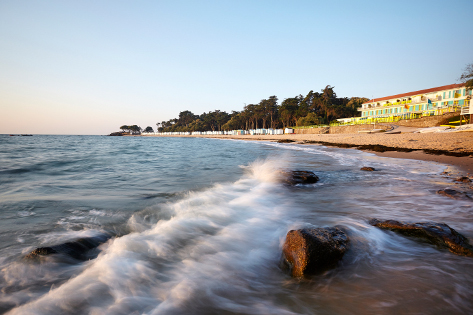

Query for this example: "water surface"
[1,135,472,314]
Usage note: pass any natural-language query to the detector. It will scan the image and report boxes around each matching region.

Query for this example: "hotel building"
[358,83,471,119]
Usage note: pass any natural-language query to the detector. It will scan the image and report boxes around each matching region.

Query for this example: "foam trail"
[7,159,300,315]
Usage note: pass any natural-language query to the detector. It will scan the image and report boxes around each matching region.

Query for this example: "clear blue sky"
[1,0,472,134]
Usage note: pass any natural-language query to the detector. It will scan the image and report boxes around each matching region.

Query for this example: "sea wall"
[294,124,389,135]
[392,112,458,128]
[294,112,459,134]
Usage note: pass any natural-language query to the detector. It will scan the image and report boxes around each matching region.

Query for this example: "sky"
[1,0,472,135]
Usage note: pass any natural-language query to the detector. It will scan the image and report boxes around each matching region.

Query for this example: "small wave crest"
[7,159,300,314]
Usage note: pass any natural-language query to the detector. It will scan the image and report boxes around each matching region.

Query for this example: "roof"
[364,83,465,104]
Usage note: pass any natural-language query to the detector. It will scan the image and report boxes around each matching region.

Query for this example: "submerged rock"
[25,233,112,261]
[281,227,349,277]
[280,170,319,185]
[369,219,473,257]
[437,189,471,200]
[360,167,375,171]
[455,176,472,183]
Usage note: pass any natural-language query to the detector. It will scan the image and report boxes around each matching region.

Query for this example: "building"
[358,83,471,120]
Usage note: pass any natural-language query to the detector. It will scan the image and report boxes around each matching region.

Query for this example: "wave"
[5,159,306,314]
[2,140,472,314]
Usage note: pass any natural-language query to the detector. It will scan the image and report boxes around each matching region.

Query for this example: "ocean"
[1,135,472,314]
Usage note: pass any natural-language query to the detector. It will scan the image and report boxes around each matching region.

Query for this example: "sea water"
[0,135,472,314]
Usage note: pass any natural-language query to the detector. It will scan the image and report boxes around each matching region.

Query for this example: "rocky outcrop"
[108,132,124,136]
[25,233,112,261]
[276,139,295,143]
[369,219,473,257]
[360,167,375,171]
[280,171,319,185]
[281,227,349,277]
[437,189,471,200]
[455,176,472,183]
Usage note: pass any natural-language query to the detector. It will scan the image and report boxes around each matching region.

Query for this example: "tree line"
[119,125,154,135]
[156,86,368,133]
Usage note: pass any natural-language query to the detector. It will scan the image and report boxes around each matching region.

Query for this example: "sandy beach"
[149,131,473,174]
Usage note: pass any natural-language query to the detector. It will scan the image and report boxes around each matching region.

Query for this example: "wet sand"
[368,150,473,174]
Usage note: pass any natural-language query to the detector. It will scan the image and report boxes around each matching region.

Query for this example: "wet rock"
[276,139,295,143]
[281,227,349,277]
[360,167,375,171]
[25,233,112,261]
[437,189,471,200]
[369,219,473,257]
[455,176,472,183]
[281,171,319,185]
[108,132,124,136]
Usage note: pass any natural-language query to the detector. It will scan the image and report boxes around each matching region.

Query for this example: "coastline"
[368,150,473,174]
[143,132,473,174]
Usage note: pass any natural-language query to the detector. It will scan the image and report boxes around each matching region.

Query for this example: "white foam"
[8,159,300,314]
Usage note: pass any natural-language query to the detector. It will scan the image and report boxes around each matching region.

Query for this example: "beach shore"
[146,132,473,174]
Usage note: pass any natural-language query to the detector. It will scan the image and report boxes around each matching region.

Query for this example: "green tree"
[130,125,142,135]
[257,96,278,129]
[178,110,197,127]
[120,125,130,133]
[346,97,369,117]
[188,119,205,131]
[279,97,300,128]
[144,126,154,133]
[243,104,258,129]
[296,112,321,126]
[222,111,245,130]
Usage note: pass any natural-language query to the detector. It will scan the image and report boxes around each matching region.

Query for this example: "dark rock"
[277,139,295,143]
[455,176,472,183]
[281,227,349,277]
[369,219,473,257]
[437,189,471,200]
[25,233,112,261]
[280,171,319,185]
[360,167,375,171]
[108,132,124,136]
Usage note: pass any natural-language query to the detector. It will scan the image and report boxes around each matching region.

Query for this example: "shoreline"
[143,132,473,174]
[365,150,473,174]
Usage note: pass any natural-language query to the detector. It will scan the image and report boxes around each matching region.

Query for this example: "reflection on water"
[0,136,472,314]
